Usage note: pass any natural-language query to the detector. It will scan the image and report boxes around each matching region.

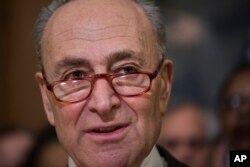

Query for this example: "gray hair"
[34,0,167,70]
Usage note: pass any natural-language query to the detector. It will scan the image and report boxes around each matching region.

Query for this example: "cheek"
[52,101,85,142]
[52,101,85,124]
[125,94,160,121]
[52,102,89,157]
[124,94,162,139]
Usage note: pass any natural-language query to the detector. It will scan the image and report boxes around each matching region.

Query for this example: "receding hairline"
[40,0,161,61]
[42,0,155,35]
[34,0,167,71]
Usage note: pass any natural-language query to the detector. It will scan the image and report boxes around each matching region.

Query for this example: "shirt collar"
[141,146,167,167]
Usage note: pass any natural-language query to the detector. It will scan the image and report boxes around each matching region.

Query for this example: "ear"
[35,72,55,126]
[159,59,173,115]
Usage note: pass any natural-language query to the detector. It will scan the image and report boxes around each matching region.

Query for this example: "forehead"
[163,110,206,137]
[41,0,157,67]
[48,0,143,30]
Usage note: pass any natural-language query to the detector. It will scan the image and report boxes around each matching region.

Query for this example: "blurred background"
[156,0,250,108]
[1,0,51,133]
[0,0,250,133]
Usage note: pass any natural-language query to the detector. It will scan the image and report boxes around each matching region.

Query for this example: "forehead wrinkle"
[53,23,136,43]
[59,35,137,43]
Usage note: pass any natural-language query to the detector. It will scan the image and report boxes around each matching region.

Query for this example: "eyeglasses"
[44,58,164,103]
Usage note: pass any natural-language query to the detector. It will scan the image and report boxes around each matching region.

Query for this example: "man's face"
[35,0,172,166]
[222,69,250,149]
[158,106,211,167]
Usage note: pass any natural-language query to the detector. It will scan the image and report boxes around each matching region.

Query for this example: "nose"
[87,77,121,119]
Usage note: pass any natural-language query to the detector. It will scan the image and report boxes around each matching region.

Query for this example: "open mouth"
[86,124,130,143]
[92,126,124,133]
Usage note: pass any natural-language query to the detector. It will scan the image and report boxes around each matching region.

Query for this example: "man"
[158,102,218,167]
[212,64,250,167]
[218,64,250,150]
[34,0,188,166]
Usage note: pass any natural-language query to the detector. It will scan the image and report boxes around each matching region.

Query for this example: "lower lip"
[87,126,129,143]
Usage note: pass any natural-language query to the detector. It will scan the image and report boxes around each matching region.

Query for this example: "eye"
[115,65,139,74]
[64,70,87,80]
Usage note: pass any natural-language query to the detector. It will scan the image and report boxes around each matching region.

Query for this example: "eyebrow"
[53,49,146,76]
[107,49,146,67]
[54,57,90,76]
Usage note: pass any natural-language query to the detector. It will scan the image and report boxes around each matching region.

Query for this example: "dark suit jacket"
[157,145,189,167]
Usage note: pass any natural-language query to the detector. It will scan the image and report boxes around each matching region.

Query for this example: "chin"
[77,152,142,167]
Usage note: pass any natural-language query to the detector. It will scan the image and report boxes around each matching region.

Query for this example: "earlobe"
[159,60,173,115]
[35,72,55,125]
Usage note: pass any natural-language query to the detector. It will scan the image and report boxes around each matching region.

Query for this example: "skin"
[158,103,211,167]
[35,0,173,167]
[221,69,250,149]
